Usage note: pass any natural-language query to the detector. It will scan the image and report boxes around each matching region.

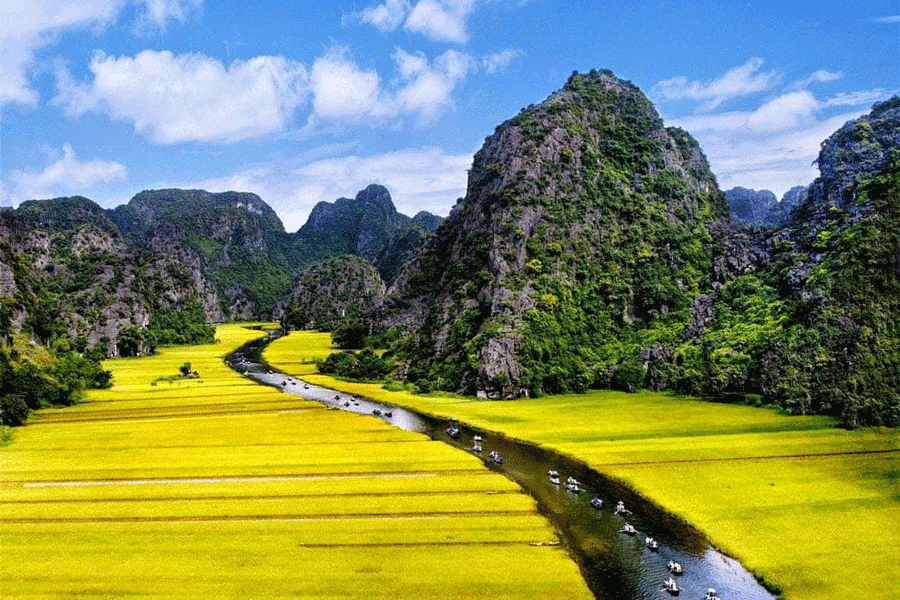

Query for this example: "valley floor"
[266,331,900,600]
[0,325,590,599]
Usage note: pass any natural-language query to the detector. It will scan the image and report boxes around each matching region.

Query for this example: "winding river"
[228,332,778,600]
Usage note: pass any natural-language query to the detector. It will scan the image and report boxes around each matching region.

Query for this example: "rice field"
[0,325,592,600]
[266,331,900,600]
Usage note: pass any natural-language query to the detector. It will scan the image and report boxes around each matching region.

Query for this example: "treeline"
[0,336,112,426]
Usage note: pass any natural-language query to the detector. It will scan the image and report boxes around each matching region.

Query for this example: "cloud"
[870,15,900,24]
[823,88,893,107]
[355,0,478,43]
[652,57,780,111]
[391,48,472,120]
[54,50,309,144]
[8,144,127,200]
[357,0,410,31]
[309,47,471,125]
[405,0,477,43]
[0,0,201,108]
[481,48,523,74]
[309,49,384,120]
[667,87,892,197]
[138,0,201,27]
[194,147,472,231]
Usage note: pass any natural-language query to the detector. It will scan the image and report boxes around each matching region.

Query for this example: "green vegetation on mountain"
[281,255,386,332]
[382,69,729,397]
[378,73,899,426]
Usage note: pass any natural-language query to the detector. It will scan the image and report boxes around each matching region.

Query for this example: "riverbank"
[265,331,900,600]
[0,324,591,600]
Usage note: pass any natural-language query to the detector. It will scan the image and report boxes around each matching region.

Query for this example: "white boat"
[619,523,637,535]
[667,561,683,575]
[645,536,659,550]
[704,589,720,600]
[663,577,680,595]
[614,501,632,515]
[590,496,603,509]
[548,470,560,484]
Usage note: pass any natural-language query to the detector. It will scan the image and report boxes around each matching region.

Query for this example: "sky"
[1,0,898,232]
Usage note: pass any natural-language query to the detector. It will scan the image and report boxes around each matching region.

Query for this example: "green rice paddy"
[266,331,900,600]
[0,325,591,599]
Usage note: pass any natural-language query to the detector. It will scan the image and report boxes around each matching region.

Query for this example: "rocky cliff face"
[281,255,386,331]
[0,197,219,355]
[383,70,729,396]
[751,97,900,424]
[110,189,305,320]
[297,184,442,283]
[725,185,806,227]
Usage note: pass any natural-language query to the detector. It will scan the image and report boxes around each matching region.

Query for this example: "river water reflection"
[228,334,778,600]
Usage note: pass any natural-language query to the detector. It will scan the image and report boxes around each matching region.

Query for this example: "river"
[228,333,779,600]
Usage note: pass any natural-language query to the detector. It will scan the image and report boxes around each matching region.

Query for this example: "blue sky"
[1,0,897,231]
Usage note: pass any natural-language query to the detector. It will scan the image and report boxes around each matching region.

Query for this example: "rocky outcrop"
[382,69,730,396]
[297,184,442,283]
[281,256,386,331]
[0,196,221,355]
[725,185,806,227]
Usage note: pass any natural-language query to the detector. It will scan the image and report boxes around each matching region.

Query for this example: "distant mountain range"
[2,71,897,426]
[724,185,808,227]
[1,185,439,355]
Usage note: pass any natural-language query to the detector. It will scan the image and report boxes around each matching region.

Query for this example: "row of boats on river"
[544,470,723,599]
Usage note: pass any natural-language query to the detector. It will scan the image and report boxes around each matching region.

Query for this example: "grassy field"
[0,325,592,599]
[266,331,900,600]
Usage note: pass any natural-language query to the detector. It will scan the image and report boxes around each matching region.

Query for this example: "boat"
[548,470,560,484]
[614,501,632,515]
[384,410,392,418]
[566,481,582,493]
[334,395,341,400]
[704,589,720,600]
[488,450,504,465]
[645,536,659,550]
[473,443,482,452]
[446,425,460,438]
[372,408,382,416]
[344,402,350,407]
[619,523,637,535]
[473,435,483,443]
[667,561,683,575]
[663,577,681,595]
[590,496,603,509]
[303,384,309,389]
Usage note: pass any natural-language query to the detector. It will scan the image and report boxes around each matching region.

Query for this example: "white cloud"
[392,48,472,121]
[667,88,891,197]
[0,0,201,108]
[870,15,900,24]
[652,57,780,111]
[195,147,472,231]
[8,144,127,200]
[357,0,478,43]
[823,88,893,107]
[309,47,471,125]
[358,0,410,31]
[481,48,523,74]
[310,49,385,120]
[55,50,308,144]
[405,0,477,43]
[138,0,201,27]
